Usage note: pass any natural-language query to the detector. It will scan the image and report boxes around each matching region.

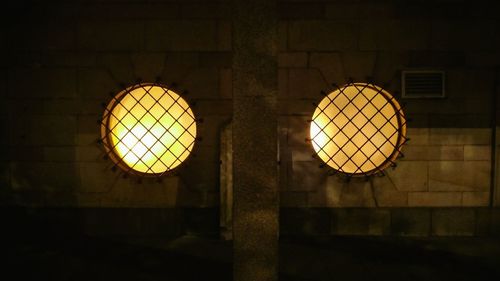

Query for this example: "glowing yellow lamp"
[101,83,196,175]
[310,83,406,175]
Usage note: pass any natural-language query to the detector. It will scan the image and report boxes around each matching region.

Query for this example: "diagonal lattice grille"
[100,83,197,176]
[310,82,407,176]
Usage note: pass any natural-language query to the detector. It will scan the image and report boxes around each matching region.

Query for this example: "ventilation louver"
[402,70,445,98]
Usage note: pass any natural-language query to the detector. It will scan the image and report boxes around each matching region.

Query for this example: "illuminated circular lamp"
[101,83,197,176]
[310,83,406,176]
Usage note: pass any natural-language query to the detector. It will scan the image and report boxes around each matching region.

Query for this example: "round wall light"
[310,83,406,176]
[101,83,197,176]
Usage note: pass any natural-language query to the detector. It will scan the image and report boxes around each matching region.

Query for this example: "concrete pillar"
[232,0,279,281]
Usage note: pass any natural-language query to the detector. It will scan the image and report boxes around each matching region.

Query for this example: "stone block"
[8,146,43,162]
[324,176,376,207]
[163,52,200,67]
[332,208,370,235]
[75,193,101,207]
[446,69,494,101]
[180,2,231,19]
[77,133,98,146]
[386,161,428,191]
[9,68,77,99]
[12,115,76,146]
[368,209,391,236]
[491,209,500,236]
[372,51,409,84]
[217,20,232,51]
[288,68,329,98]
[41,52,97,67]
[290,145,314,162]
[130,53,166,82]
[195,115,232,146]
[76,145,103,162]
[8,22,75,51]
[428,114,491,128]
[98,53,135,83]
[462,192,490,207]
[278,52,308,67]
[406,128,429,145]
[199,52,231,67]
[372,175,408,207]
[429,128,491,145]
[78,21,143,51]
[281,208,331,235]
[78,115,101,135]
[325,3,360,19]
[408,192,462,207]
[278,2,325,19]
[82,208,183,236]
[10,162,78,192]
[145,20,217,51]
[402,145,463,161]
[287,115,311,146]
[80,2,181,20]
[307,180,335,207]
[290,161,327,191]
[43,147,76,162]
[82,163,181,207]
[464,145,491,161]
[195,100,232,116]
[341,52,376,81]
[390,208,431,236]
[409,51,466,68]
[342,179,376,207]
[280,192,308,207]
[309,52,344,84]
[475,208,493,236]
[467,52,500,68]
[332,208,391,235]
[78,99,105,116]
[429,161,490,191]
[289,20,357,51]
[431,209,475,236]
[78,162,120,193]
[359,20,430,51]
[180,148,219,191]
[430,20,495,51]
[78,68,118,99]
[123,177,180,207]
[171,67,219,99]
[280,98,316,116]
[326,3,395,20]
[8,100,78,116]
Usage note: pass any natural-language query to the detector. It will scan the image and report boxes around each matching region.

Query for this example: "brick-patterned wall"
[1,0,232,208]
[277,0,499,209]
[1,0,499,236]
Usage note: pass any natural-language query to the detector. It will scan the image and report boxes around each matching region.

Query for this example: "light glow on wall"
[310,83,406,176]
[101,84,196,175]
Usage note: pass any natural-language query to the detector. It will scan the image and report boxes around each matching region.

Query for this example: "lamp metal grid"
[100,83,197,177]
[309,82,407,177]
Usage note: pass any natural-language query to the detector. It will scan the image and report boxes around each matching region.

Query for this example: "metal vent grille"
[402,70,445,98]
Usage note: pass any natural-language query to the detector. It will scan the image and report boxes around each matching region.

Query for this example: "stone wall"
[1,0,499,236]
[277,0,499,209]
[1,0,233,208]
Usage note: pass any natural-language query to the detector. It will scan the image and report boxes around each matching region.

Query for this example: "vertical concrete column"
[232,0,279,281]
